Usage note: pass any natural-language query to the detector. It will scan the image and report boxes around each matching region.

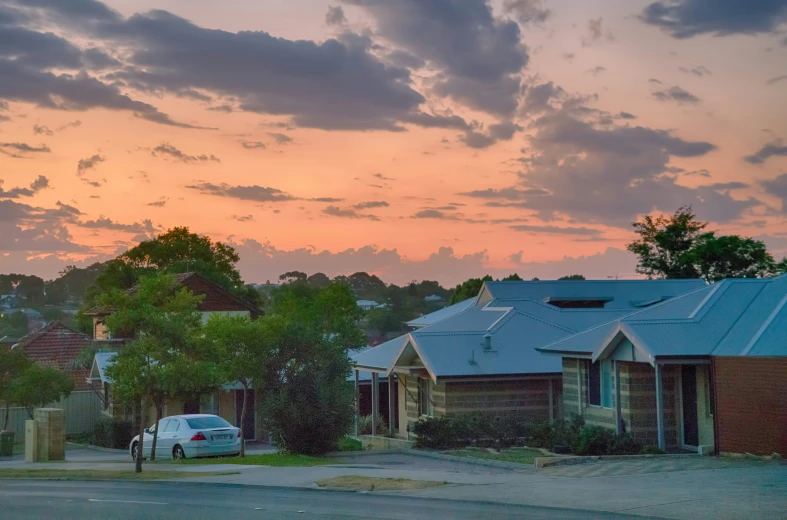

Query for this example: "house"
[87,272,265,441]
[356,300,387,311]
[537,275,787,456]
[353,279,706,439]
[349,347,398,430]
[406,298,475,330]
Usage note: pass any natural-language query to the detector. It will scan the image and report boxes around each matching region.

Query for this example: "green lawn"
[0,469,238,481]
[446,447,548,465]
[173,453,339,467]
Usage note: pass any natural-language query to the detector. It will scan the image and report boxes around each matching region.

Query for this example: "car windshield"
[185,416,232,429]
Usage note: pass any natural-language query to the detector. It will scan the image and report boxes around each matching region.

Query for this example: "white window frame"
[418,377,434,417]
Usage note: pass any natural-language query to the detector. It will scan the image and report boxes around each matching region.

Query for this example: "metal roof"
[540,275,787,360]
[89,351,117,384]
[351,335,409,373]
[406,298,475,328]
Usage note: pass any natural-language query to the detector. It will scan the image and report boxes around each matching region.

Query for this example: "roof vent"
[483,333,492,351]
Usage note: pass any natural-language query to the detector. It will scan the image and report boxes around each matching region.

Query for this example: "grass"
[172,453,339,467]
[0,469,238,481]
[336,436,364,452]
[447,447,548,465]
[316,475,446,491]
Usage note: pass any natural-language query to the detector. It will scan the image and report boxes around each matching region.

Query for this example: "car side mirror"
[144,428,150,434]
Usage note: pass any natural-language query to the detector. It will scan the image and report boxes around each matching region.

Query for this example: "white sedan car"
[130,414,241,461]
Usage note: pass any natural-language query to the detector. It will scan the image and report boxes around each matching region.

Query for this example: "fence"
[2,391,102,444]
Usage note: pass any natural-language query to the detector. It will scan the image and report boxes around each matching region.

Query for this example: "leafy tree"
[8,365,74,419]
[257,319,354,455]
[688,234,779,283]
[279,271,307,284]
[0,311,29,338]
[450,275,492,304]
[558,274,586,280]
[0,348,31,430]
[203,315,272,457]
[45,263,106,305]
[306,272,331,288]
[627,206,706,279]
[502,273,523,281]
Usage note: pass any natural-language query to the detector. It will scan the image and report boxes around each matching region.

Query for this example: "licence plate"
[212,434,229,440]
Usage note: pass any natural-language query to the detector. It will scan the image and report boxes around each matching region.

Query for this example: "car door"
[142,419,167,457]
[159,418,182,456]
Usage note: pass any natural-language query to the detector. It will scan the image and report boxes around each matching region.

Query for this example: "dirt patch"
[316,475,447,491]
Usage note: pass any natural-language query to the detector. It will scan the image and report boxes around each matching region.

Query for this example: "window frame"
[418,377,434,417]
[587,360,614,409]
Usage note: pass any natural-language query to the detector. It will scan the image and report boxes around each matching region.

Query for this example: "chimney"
[483,333,492,351]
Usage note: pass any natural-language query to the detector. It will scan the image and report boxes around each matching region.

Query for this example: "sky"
[1,0,786,286]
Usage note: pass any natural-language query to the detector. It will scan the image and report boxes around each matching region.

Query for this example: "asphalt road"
[0,480,660,519]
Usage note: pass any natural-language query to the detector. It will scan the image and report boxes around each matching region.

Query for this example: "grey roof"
[406,298,475,328]
[478,279,706,309]
[89,352,117,384]
[351,335,409,373]
[539,275,787,360]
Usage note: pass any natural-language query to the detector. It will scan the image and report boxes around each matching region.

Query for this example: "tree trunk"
[150,404,162,461]
[3,402,9,431]
[240,381,248,458]
[135,400,145,474]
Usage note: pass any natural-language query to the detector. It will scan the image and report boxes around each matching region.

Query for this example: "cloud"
[310,197,344,203]
[767,75,787,85]
[502,0,552,26]
[587,66,607,77]
[462,131,497,149]
[372,173,394,181]
[147,197,168,207]
[652,85,701,104]
[679,65,712,77]
[762,173,787,211]
[346,0,528,118]
[325,6,347,26]
[186,182,294,202]
[0,198,90,254]
[459,187,549,199]
[78,217,156,233]
[322,205,380,220]
[649,78,663,84]
[640,0,787,38]
[353,200,389,210]
[33,124,53,135]
[744,140,787,164]
[151,143,220,163]
[0,175,50,198]
[411,209,460,220]
[618,112,637,119]
[509,224,602,236]
[241,141,266,149]
[582,18,615,46]
[0,142,51,157]
[267,132,293,144]
[230,214,254,222]
[76,153,105,175]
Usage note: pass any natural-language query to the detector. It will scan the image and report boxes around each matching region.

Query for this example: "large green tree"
[0,348,31,430]
[688,234,779,283]
[8,365,74,419]
[450,275,492,304]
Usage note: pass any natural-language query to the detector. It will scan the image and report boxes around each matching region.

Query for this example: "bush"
[640,445,665,455]
[413,416,456,449]
[529,415,585,451]
[336,436,364,452]
[93,417,134,449]
[358,414,389,436]
[571,426,642,456]
[413,413,531,450]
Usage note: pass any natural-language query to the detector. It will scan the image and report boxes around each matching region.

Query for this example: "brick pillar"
[34,408,65,462]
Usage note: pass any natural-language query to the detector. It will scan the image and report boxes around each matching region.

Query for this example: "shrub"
[93,417,134,449]
[413,413,531,450]
[640,445,665,455]
[336,436,364,452]
[529,415,585,451]
[571,426,642,456]
[413,416,456,449]
[358,414,389,437]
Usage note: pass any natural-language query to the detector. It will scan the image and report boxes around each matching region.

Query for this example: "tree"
[627,206,706,279]
[8,365,74,419]
[502,273,523,281]
[0,311,29,338]
[688,234,778,283]
[257,319,354,455]
[306,272,331,288]
[558,274,586,280]
[279,271,307,284]
[0,348,31,430]
[203,315,272,457]
[450,275,492,304]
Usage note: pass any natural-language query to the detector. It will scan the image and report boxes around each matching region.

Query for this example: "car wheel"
[173,445,186,460]
[131,442,139,461]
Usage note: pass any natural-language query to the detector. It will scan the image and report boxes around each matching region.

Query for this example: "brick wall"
[713,357,787,456]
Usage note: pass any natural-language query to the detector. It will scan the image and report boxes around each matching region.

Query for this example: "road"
[0,480,659,519]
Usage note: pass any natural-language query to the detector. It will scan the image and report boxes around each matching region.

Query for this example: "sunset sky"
[1,0,786,285]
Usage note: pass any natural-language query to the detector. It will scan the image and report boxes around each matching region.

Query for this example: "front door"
[681,365,699,446]
[235,390,256,440]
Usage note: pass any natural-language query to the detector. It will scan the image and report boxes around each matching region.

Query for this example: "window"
[706,369,715,416]
[150,419,168,434]
[588,360,613,408]
[164,419,180,433]
[418,378,434,416]
[186,416,232,429]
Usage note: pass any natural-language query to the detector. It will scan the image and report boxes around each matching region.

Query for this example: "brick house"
[538,275,787,455]
[352,279,705,439]
[86,272,265,441]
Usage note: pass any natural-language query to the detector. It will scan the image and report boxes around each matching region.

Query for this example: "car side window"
[151,419,169,434]
[165,419,180,433]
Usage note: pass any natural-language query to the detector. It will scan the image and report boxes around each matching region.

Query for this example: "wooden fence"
[3,391,102,443]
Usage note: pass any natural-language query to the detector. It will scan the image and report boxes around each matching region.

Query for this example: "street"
[0,480,656,519]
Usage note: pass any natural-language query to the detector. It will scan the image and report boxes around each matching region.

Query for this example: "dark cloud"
[325,6,347,26]
[267,133,293,144]
[762,173,787,211]
[0,142,51,158]
[587,66,607,77]
[322,205,380,220]
[79,217,156,233]
[76,153,105,175]
[402,111,470,131]
[582,18,615,46]
[520,81,565,116]
[652,85,701,104]
[640,0,787,38]
[0,175,50,198]
[346,0,527,118]
[0,197,90,253]
[147,197,168,207]
[744,140,787,164]
[509,224,602,236]
[649,78,663,84]
[82,47,121,69]
[618,112,637,119]
[208,104,233,113]
[353,200,389,210]
[241,141,266,149]
[502,0,552,26]
[462,131,496,149]
[230,214,254,222]
[459,187,549,199]
[386,50,425,69]
[57,120,81,131]
[151,143,220,163]
[186,182,294,203]
[411,209,459,220]
[679,65,712,77]
[372,173,394,181]
[33,124,53,135]
[767,75,787,85]
[311,197,344,203]
[489,120,523,140]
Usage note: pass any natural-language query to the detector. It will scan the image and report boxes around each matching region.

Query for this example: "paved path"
[0,480,646,519]
[541,455,774,478]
